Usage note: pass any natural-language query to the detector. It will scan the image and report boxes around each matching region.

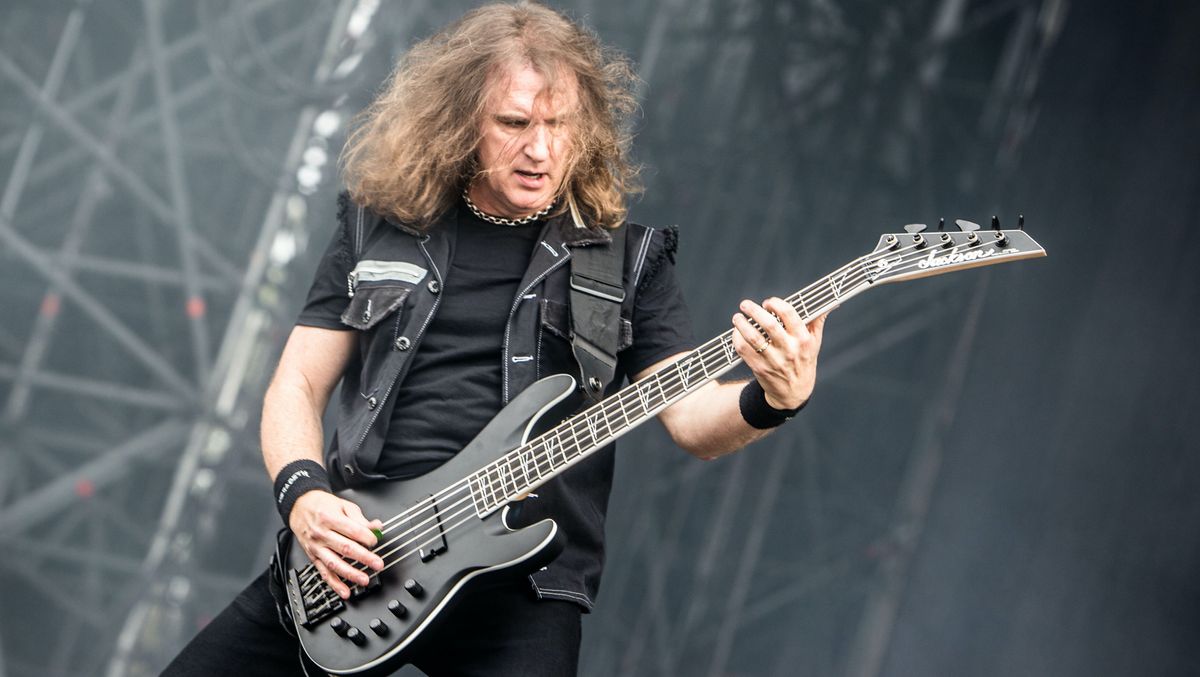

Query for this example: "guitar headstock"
[864,225,1046,286]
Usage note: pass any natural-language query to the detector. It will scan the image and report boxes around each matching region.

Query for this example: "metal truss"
[579,1,1067,676]
[0,1,1064,676]
[0,1,382,675]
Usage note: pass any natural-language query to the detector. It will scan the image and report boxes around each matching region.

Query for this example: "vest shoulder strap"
[569,224,627,401]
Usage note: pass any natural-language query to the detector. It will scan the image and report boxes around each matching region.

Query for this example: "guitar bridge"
[287,566,381,628]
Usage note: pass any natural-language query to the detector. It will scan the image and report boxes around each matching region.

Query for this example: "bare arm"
[263,325,384,598]
[650,297,828,459]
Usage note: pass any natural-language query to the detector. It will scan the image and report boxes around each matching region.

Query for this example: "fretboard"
[465,254,878,515]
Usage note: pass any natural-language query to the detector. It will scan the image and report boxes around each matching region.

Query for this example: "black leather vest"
[326,200,657,608]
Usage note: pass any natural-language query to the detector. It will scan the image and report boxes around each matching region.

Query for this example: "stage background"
[0,1,1197,676]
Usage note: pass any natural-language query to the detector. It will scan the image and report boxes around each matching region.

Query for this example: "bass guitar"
[279,222,1046,675]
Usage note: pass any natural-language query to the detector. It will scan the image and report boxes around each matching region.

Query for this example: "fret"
[722,333,738,364]
[828,269,850,301]
[795,293,809,320]
[613,394,633,428]
[496,461,515,501]
[479,470,499,511]
[574,415,597,453]
[524,446,544,480]
[546,434,570,467]
[508,457,525,495]
[584,411,600,443]
[637,379,655,414]
[516,447,534,487]
[594,408,614,440]
[468,475,487,515]
[557,431,573,464]
[565,417,584,458]
[676,354,704,391]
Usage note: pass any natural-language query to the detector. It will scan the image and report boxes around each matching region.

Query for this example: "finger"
[732,313,770,354]
[326,530,385,572]
[809,312,829,343]
[341,501,383,545]
[311,556,350,599]
[763,297,803,336]
[739,300,787,343]
[326,507,380,549]
[318,545,372,589]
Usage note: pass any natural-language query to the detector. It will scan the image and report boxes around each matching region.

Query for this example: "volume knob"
[370,618,390,636]
[346,627,366,646]
[388,599,408,618]
[404,579,424,598]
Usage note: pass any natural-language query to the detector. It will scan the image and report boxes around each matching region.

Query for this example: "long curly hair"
[340,2,641,230]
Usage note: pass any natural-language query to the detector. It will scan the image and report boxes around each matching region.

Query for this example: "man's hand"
[289,490,386,599]
[731,297,827,409]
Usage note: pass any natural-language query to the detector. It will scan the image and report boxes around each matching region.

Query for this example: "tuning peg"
[903,223,927,234]
[938,218,945,231]
[955,219,980,233]
[1018,214,1025,230]
[991,215,1000,230]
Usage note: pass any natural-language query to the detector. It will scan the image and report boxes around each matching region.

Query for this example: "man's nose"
[523,125,550,162]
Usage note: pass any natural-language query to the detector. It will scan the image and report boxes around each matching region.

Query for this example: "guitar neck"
[465,256,874,514]
[464,225,1047,513]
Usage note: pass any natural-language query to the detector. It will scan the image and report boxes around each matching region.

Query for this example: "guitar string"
[298,237,936,598]
[299,235,1002,601]
[298,237,943,599]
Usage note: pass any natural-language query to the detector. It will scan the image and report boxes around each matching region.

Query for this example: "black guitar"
[279,224,1046,675]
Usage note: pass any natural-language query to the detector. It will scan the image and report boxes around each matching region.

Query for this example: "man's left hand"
[731,297,828,410]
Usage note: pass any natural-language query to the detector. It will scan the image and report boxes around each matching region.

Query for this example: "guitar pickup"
[405,495,448,562]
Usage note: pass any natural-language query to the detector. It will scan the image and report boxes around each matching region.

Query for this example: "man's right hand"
[289,490,386,599]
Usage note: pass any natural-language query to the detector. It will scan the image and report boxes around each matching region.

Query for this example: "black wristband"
[739,380,807,429]
[274,459,332,526]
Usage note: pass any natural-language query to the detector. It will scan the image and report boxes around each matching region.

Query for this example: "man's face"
[469,62,576,219]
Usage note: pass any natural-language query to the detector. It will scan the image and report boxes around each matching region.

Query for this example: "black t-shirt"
[296,204,695,479]
[378,209,542,477]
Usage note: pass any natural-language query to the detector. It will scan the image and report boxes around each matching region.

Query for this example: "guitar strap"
[569,224,627,402]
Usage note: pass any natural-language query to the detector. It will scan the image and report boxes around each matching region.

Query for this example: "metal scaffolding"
[0,1,1064,675]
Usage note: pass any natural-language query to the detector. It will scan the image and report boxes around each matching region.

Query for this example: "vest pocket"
[340,285,410,331]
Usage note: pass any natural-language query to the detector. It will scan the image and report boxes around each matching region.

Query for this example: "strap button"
[427,280,440,294]
[394,336,411,351]
[588,377,602,392]
[367,396,378,410]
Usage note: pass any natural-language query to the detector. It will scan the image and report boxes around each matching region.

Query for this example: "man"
[166,3,824,675]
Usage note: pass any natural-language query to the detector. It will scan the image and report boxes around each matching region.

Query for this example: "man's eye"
[502,119,527,128]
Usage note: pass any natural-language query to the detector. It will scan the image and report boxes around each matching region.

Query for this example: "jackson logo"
[916,247,1015,270]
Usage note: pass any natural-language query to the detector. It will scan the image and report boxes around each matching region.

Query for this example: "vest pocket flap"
[341,286,410,330]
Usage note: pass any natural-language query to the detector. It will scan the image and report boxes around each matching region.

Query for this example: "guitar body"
[283,374,575,675]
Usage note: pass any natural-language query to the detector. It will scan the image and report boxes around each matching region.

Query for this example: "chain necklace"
[462,188,554,227]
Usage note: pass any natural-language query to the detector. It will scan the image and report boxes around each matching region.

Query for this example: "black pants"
[163,571,582,676]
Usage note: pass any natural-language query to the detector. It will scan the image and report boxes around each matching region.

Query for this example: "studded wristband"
[739,380,807,429]
[273,459,332,526]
